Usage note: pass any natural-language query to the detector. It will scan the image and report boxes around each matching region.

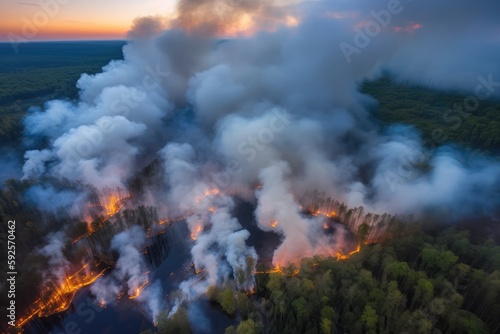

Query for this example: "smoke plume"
[14,0,500,325]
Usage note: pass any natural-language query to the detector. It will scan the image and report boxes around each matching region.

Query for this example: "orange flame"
[129,279,149,299]
[336,244,361,261]
[254,265,299,277]
[246,289,256,296]
[191,225,203,241]
[17,264,107,328]
[159,219,170,225]
[102,192,131,218]
[83,191,131,235]
[312,210,336,218]
[194,188,221,204]
[254,244,361,279]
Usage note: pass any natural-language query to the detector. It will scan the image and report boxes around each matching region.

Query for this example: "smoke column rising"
[18,0,500,323]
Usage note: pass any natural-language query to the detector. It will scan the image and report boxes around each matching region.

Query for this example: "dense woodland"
[362,77,500,155]
[0,41,125,145]
[155,228,500,334]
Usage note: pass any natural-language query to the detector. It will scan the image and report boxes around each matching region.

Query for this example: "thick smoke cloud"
[16,0,500,324]
[161,142,257,300]
[90,226,163,321]
[174,0,300,36]
[38,232,71,283]
[256,161,349,265]
[326,0,500,94]
[25,185,85,215]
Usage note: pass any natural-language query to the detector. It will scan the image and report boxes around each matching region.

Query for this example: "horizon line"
[0,38,127,43]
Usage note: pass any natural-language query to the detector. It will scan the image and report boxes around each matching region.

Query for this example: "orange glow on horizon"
[0,0,179,42]
[0,16,129,42]
[0,2,304,42]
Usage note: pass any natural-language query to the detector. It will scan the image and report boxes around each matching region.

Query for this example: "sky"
[0,0,178,41]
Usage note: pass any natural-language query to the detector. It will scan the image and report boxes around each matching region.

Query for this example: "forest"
[0,41,125,145]
[154,227,500,334]
[362,77,500,155]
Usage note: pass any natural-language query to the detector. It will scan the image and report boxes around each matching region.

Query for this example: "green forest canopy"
[0,41,125,145]
[156,228,500,334]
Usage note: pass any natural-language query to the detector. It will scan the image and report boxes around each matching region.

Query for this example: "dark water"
[24,200,278,334]
[27,290,152,334]
[232,198,282,265]
[23,199,354,334]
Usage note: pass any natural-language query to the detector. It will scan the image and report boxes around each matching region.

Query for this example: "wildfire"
[158,215,191,226]
[102,192,131,218]
[254,244,361,279]
[194,188,221,204]
[17,264,107,328]
[254,267,284,275]
[190,225,203,241]
[312,210,336,218]
[159,219,170,225]
[129,279,149,299]
[270,220,278,228]
[83,190,131,235]
[336,244,361,261]
[246,289,256,296]
[254,265,299,277]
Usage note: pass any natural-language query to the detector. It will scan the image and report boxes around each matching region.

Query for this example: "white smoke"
[90,226,163,321]
[256,161,349,265]
[17,0,500,323]
[161,142,258,299]
[38,232,71,283]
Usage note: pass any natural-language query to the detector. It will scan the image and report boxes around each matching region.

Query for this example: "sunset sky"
[0,0,177,41]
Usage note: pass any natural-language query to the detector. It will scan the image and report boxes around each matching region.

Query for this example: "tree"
[408,310,432,334]
[320,306,337,334]
[357,223,371,244]
[412,278,433,309]
[291,297,307,319]
[361,305,378,331]
[219,287,236,315]
[448,310,489,334]
[385,261,411,282]
[235,292,252,319]
[421,246,458,274]
[157,307,191,334]
[382,281,406,323]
